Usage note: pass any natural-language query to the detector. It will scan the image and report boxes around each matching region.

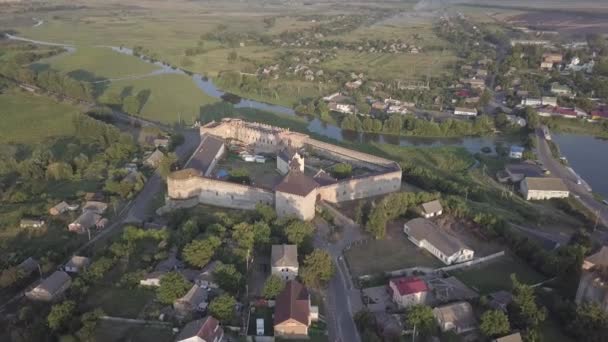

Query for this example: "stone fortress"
[161,118,403,220]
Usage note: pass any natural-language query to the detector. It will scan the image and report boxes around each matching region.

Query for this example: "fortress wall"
[318,170,402,203]
[305,138,399,170]
[167,176,274,210]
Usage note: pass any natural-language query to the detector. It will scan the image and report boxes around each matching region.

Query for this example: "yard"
[0,90,82,144]
[95,320,174,342]
[449,254,547,294]
[82,286,155,318]
[344,222,443,278]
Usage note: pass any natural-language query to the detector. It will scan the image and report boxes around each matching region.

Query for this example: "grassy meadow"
[0,89,81,144]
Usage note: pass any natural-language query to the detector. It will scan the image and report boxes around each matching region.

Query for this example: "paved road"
[535,128,608,229]
[313,213,363,342]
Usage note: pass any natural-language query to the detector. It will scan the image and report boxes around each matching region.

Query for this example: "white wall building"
[520,177,569,200]
[404,218,474,265]
[271,244,299,281]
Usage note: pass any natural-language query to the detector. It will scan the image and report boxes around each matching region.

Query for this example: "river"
[553,133,608,198]
[0,34,555,156]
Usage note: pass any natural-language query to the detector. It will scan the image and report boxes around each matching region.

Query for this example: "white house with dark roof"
[404,218,474,265]
[271,244,299,281]
[64,256,91,273]
[419,200,443,218]
[520,177,569,200]
[433,301,477,334]
[26,271,71,302]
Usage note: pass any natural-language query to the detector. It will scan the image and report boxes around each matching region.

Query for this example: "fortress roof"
[169,168,202,180]
[275,170,318,197]
[188,135,225,173]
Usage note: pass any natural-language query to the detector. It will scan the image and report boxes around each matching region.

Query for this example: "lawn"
[32,46,158,80]
[82,286,155,318]
[344,229,444,278]
[95,320,173,342]
[449,254,547,293]
[99,73,219,124]
[0,90,82,144]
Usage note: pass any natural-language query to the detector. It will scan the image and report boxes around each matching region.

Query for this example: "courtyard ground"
[213,152,283,190]
[449,254,547,294]
[95,320,173,342]
[344,221,443,279]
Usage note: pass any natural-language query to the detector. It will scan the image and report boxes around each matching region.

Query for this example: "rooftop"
[176,316,222,342]
[505,162,544,178]
[188,135,225,174]
[421,200,442,215]
[271,244,298,268]
[36,271,71,295]
[168,168,202,180]
[495,333,523,342]
[524,177,568,191]
[65,256,90,269]
[433,301,476,329]
[274,170,318,197]
[390,276,429,296]
[274,280,310,326]
[405,218,472,256]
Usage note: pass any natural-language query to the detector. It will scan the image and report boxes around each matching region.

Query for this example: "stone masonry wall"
[168,176,274,210]
[318,170,402,203]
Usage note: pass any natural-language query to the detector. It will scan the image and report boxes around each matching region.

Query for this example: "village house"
[465,78,486,90]
[180,261,220,289]
[83,201,108,214]
[277,148,304,175]
[494,332,523,342]
[404,218,474,265]
[488,290,513,313]
[20,218,45,229]
[144,149,165,168]
[64,256,91,273]
[509,146,525,159]
[387,104,409,115]
[17,257,40,278]
[542,52,563,64]
[388,276,429,308]
[453,107,478,117]
[140,271,166,287]
[328,102,355,114]
[550,82,572,97]
[591,107,608,120]
[575,246,608,312]
[49,201,70,216]
[153,137,170,148]
[506,115,527,127]
[175,316,224,342]
[174,284,209,318]
[271,244,299,281]
[540,61,554,70]
[274,280,317,338]
[501,162,545,183]
[345,79,363,90]
[433,301,477,334]
[537,106,578,119]
[25,271,71,302]
[419,199,443,218]
[520,177,569,200]
[68,211,102,233]
[521,96,557,108]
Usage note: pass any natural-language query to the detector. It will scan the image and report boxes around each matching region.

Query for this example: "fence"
[359,251,506,281]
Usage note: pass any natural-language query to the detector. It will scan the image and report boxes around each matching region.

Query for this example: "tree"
[285,220,315,246]
[47,300,76,331]
[331,163,353,179]
[508,274,546,337]
[122,95,142,115]
[262,274,285,299]
[567,302,608,341]
[232,222,255,260]
[213,263,243,295]
[480,89,492,107]
[156,271,190,304]
[480,310,510,338]
[209,294,236,323]
[252,221,271,247]
[255,204,276,223]
[158,152,177,178]
[182,236,221,267]
[227,50,238,62]
[300,249,334,289]
[405,305,436,336]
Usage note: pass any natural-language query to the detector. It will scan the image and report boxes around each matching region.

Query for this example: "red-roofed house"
[175,316,224,342]
[274,280,317,338]
[389,277,429,308]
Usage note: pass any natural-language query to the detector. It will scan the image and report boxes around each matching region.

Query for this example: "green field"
[95,320,173,342]
[321,50,458,80]
[449,255,547,293]
[33,46,158,79]
[0,90,81,144]
[99,73,218,124]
